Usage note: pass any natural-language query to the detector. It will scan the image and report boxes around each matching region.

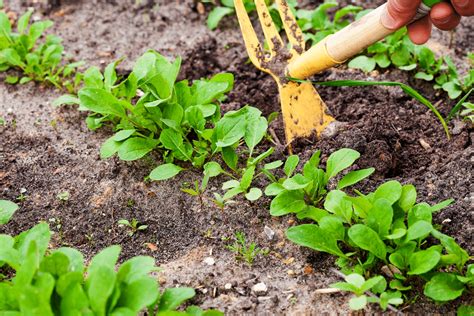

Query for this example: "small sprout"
[57,191,70,202]
[118,218,148,236]
[212,193,234,211]
[0,117,5,126]
[126,199,135,207]
[16,188,27,202]
[50,119,57,129]
[226,231,268,266]
[461,102,474,123]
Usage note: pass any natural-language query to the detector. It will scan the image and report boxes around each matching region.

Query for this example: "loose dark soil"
[0,0,472,314]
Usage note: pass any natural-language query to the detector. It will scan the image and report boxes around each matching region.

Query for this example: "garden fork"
[235,0,441,145]
[234,0,334,146]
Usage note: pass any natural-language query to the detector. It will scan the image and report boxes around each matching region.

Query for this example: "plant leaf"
[337,168,374,189]
[424,273,464,301]
[326,148,360,180]
[408,249,441,275]
[150,164,183,181]
[0,200,19,225]
[348,224,387,260]
[286,224,346,257]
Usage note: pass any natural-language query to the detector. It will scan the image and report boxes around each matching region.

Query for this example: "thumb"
[381,0,422,29]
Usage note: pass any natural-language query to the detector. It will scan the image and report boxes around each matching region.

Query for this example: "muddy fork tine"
[234,0,267,71]
[254,0,283,56]
[275,0,305,56]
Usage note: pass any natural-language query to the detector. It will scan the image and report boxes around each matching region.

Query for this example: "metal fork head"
[234,0,334,145]
[234,0,305,79]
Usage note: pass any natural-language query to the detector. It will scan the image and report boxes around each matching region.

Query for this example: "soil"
[0,0,473,314]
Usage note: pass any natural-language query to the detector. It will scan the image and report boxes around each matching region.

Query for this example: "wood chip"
[314,288,341,294]
[196,2,205,15]
[419,138,431,150]
[145,243,158,251]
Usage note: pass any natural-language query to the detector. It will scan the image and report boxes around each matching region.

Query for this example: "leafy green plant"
[266,148,374,219]
[0,10,83,90]
[331,273,403,311]
[0,199,18,225]
[226,231,268,265]
[346,25,473,100]
[295,1,362,45]
[56,51,238,177]
[118,218,148,236]
[285,177,472,307]
[0,221,222,315]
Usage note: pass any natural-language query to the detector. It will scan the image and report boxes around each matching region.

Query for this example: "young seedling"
[285,176,471,306]
[16,188,28,202]
[266,148,374,219]
[212,193,235,211]
[226,231,268,265]
[0,10,83,90]
[331,273,403,311]
[118,218,148,236]
[0,222,222,315]
[56,191,70,202]
[460,102,474,123]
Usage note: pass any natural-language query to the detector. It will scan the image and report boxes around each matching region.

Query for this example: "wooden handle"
[326,4,392,63]
[287,3,431,79]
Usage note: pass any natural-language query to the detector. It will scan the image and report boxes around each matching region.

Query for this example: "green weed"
[226,231,268,265]
[118,218,148,236]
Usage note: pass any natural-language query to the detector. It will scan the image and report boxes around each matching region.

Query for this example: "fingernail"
[456,0,469,7]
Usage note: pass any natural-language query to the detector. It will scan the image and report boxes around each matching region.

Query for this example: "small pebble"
[252,282,268,294]
[452,120,466,135]
[442,218,452,224]
[264,225,275,240]
[224,283,232,290]
[203,257,215,266]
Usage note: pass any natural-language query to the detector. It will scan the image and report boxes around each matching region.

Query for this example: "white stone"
[252,282,268,293]
[203,257,215,266]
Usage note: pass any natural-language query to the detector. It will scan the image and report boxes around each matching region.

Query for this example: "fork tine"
[234,0,267,71]
[275,0,306,55]
[254,0,283,56]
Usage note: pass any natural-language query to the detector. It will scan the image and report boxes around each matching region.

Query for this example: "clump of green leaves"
[56,50,236,178]
[0,199,18,225]
[118,218,148,236]
[56,50,277,192]
[266,148,374,219]
[0,10,83,91]
[0,221,222,315]
[347,26,472,100]
[285,175,472,309]
[295,1,362,45]
[331,273,403,311]
[56,191,70,202]
[226,231,268,265]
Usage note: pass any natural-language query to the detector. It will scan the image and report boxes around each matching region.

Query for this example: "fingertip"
[407,16,432,44]
[430,2,461,30]
[451,0,474,16]
[382,0,422,29]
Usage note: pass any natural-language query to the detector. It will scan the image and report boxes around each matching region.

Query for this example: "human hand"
[381,0,473,44]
